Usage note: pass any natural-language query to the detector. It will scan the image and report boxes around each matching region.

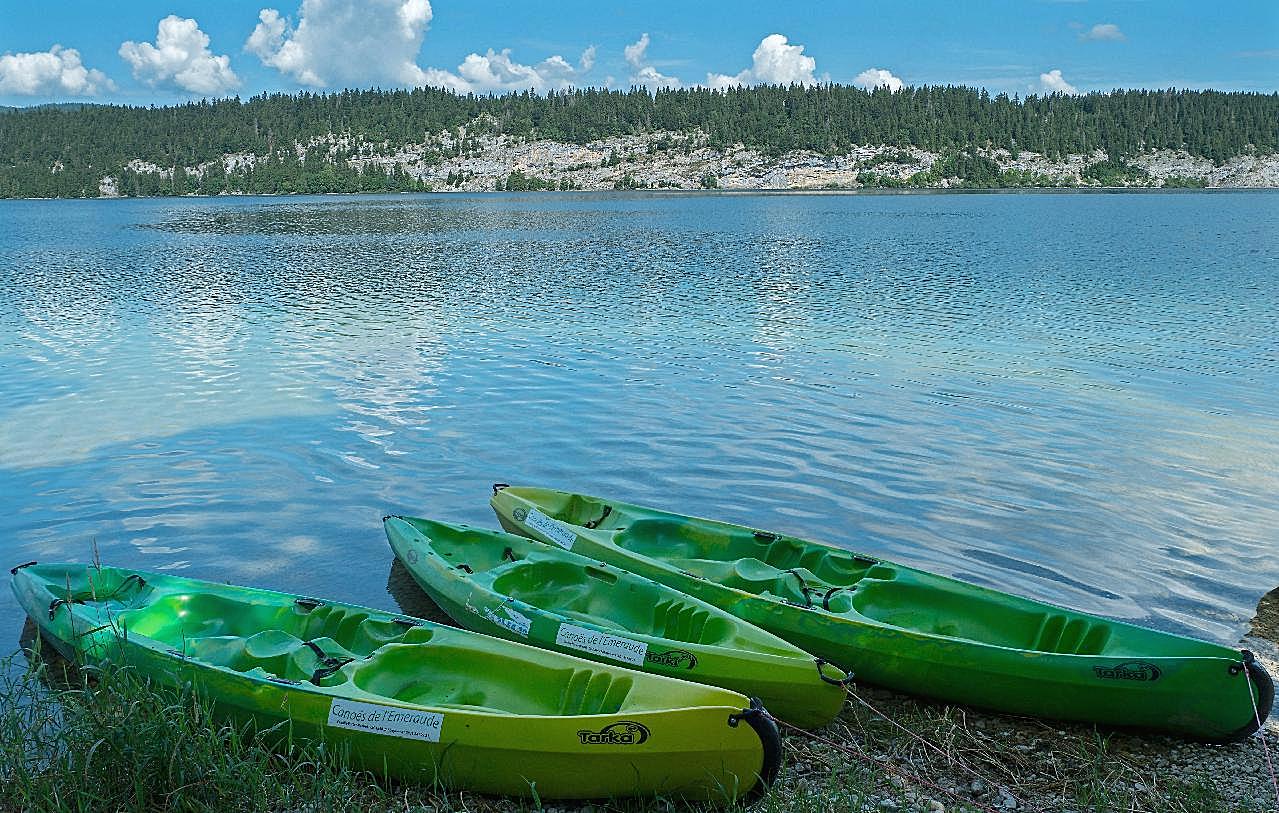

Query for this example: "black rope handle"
[822,586,852,611]
[49,597,82,619]
[583,505,613,529]
[294,597,324,611]
[10,561,37,575]
[815,657,855,687]
[492,482,510,496]
[785,568,829,608]
[302,639,355,683]
[311,657,354,683]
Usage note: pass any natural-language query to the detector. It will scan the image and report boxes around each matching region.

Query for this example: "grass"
[0,641,1269,813]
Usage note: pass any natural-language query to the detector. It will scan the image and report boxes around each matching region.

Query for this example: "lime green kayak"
[491,486,1274,742]
[11,562,780,801]
[384,516,847,729]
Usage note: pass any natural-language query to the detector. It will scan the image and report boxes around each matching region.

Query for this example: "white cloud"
[249,0,591,92]
[430,47,595,93]
[1080,23,1125,42]
[625,33,681,89]
[1039,69,1079,95]
[119,16,239,94]
[0,45,113,96]
[247,0,434,87]
[854,67,903,92]
[706,34,819,89]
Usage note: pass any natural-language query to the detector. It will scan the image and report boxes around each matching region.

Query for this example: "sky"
[1,0,1276,107]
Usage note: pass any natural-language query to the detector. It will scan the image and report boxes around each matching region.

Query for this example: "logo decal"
[512,507,528,522]
[405,548,419,564]
[1093,661,1162,682]
[646,649,698,669]
[577,721,650,745]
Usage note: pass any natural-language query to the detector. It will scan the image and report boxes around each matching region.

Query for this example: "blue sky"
[1,0,1276,106]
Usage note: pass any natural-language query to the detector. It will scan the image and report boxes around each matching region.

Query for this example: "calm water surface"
[1,191,1276,656]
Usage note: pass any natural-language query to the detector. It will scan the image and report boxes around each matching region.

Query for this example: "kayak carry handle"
[49,598,82,619]
[583,505,613,529]
[492,483,510,496]
[10,561,36,575]
[294,597,324,611]
[815,657,855,687]
[303,639,355,683]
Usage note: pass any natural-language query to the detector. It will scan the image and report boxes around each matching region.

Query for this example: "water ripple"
[1,192,1277,650]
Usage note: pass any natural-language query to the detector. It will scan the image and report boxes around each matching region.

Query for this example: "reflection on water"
[1,192,1277,660]
[385,558,455,626]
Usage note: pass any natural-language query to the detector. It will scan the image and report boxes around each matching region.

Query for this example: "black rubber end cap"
[737,697,782,804]
[1219,650,1274,743]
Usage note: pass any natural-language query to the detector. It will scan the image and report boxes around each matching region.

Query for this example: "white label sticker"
[523,507,578,550]
[556,623,648,665]
[327,699,443,742]
[483,605,533,638]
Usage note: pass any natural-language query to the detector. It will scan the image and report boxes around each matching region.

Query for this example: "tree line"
[0,84,1275,197]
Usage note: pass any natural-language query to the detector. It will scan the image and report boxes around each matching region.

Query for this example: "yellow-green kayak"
[11,562,780,801]
[384,515,847,728]
[491,485,1273,742]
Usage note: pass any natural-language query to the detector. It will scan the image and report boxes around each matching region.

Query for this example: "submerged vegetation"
[1,84,1277,197]
[1,644,1271,813]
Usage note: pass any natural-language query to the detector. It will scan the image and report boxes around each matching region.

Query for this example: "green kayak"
[11,562,780,801]
[384,516,848,729]
[491,485,1274,742]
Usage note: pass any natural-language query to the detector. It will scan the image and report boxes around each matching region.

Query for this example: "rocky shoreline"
[96,128,1279,197]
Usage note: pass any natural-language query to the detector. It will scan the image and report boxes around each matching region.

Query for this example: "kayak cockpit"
[399,517,796,653]
[606,519,1232,659]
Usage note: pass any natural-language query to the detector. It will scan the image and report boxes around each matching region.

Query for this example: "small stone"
[970,779,986,793]
[927,801,946,813]
[877,799,899,811]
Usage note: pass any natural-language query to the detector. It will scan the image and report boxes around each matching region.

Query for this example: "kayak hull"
[12,563,777,801]
[384,515,846,728]
[491,486,1274,742]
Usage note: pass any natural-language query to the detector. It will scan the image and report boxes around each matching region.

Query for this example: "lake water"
[1,191,1276,657]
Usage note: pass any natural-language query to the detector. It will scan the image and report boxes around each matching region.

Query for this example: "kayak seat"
[352,642,634,716]
[667,557,840,609]
[490,560,659,636]
[123,594,422,659]
[295,604,424,657]
[615,520,877,586]
[849,578,1112,651]
[121,593,301,643]
[181,631,358,684]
